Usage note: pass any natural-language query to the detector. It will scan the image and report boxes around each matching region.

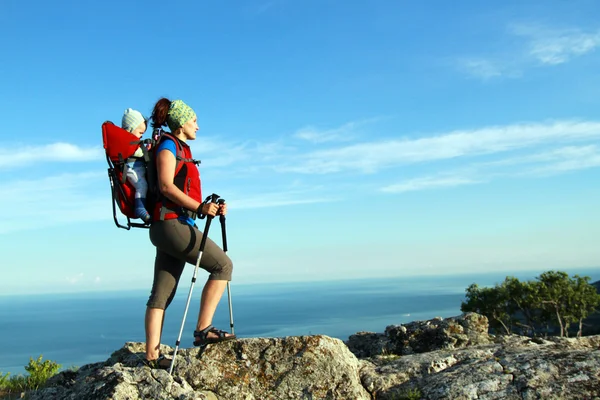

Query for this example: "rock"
[25,313,600,400]
[27,350,210,400]
[346,312,491,358]
[176,335,369,400]
[344,331,390,359]
[28,336,370,400]
[358,328,600,399]
[368,339,600,399]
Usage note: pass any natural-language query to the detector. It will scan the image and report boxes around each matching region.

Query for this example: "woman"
[145,98,235,368]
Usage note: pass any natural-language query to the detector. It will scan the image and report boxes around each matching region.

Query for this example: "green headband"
[167,100,196,132]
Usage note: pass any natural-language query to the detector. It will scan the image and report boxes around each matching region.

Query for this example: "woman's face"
[182,117,199,140]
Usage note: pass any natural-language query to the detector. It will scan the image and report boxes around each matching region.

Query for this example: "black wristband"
[196,201,206,219]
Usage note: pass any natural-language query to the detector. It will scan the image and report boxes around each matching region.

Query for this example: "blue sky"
[1,0,600,295]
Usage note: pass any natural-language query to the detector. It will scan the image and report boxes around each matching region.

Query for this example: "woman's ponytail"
[151,98,171,129]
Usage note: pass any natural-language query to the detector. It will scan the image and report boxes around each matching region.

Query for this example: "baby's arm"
[132,146,144,158]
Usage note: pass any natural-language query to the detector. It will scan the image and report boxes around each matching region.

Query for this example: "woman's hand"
[201,202,219,217]
[218,203,227,216]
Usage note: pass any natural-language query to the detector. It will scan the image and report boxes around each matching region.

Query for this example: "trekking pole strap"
[197,195,218,249]
[197,193,220,220]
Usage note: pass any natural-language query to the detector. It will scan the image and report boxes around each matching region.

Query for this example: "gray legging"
[146,218,233,310]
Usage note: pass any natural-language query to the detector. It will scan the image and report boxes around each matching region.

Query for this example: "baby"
[121,108,151,223]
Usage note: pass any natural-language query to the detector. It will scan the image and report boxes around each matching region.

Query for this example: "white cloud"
[294,121,361,143]
[0,171,111,234]
[1,171,104,196]
[458,24,600,79]
[192,136,296,173]
[479,145,600,168]
[525,146,600,175]
[293,118,386,144]
[279,120,600,174]
[381,144,600,194]
[3,119,599,232]
[0,143,103,169]
[381,176,481,193]
[66,273,84,284]
[65,273,105,287]
[458,58,505,80]
[227,188,339,210]
[192,138,252,167]
[511,24,600,65]
[0,168,336,234]
[471,144,600,177]
[254,0,281,15]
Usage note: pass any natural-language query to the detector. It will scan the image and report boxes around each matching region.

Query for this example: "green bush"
[24,355,61,390]
[0,355,61,397]
[0,373,28,398]
[6,374,28,393]
[0,373,8,388]
[461,271,600,337]
[389,388,423,400]
[401,388,423,400]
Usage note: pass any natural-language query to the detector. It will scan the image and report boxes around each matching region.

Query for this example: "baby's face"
[131,122,147,139]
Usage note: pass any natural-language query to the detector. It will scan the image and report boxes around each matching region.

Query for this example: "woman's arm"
[156,148,218,215]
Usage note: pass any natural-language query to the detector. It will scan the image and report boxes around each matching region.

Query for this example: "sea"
[1,269,599,376]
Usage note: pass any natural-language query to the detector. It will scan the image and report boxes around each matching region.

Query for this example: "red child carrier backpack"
[102,121,155,229]
[102,121,199,230]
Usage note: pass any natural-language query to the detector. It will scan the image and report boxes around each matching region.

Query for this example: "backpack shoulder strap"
[159,133,185,176]
[158,133,200,175]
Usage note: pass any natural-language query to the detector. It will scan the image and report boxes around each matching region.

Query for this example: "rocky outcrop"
[359,334,600,399]
[348,313,600,399]
[28,335,369,400]
[26,313,600,400]
[346,312,490,358]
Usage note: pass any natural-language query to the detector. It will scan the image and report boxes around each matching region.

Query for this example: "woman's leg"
[145,307,164,360]
[150,219,234,340]
[191,231,234,337]
[145,244,186,360]
[197,279,229,334]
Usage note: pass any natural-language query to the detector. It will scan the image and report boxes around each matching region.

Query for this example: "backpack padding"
[155,132,188,176]
[102,121,142,162]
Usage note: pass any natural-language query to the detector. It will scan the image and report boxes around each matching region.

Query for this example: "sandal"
[193,325,236,346]
[145,354,172,370]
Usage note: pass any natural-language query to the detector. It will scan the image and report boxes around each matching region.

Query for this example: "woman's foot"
[193,325,236,346]
[145,354,172,370]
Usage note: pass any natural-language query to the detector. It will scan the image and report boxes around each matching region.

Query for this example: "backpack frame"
[102,121,194,230]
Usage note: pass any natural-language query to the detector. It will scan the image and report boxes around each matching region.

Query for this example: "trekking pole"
[169,193,220,375]
[217,198,235,335]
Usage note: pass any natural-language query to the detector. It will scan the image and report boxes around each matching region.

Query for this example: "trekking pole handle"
[198,194,220,254]
[198,205,215,252]
[197,193,220,219]
[217,199,228,252]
